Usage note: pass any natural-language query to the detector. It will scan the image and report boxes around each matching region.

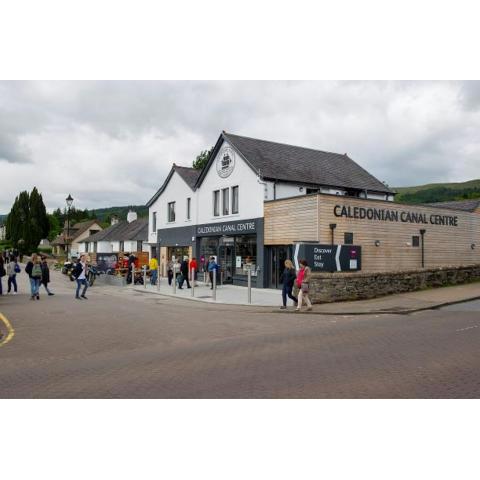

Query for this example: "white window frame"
[186,197,191,221]
[168,202,176,222]
[232,186,239,214]
[222,188,229,216]
[213,190,220,217]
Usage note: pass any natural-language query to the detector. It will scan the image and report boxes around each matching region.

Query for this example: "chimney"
[127,210,137,223]
[110,214,119,226]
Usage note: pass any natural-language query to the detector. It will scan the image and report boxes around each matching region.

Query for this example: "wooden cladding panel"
[264,195,318,244]
[265,194,480,272]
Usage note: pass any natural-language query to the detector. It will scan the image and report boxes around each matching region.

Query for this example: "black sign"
[196,218,258,237]
[96,253,118,272]
[294,243,361,272]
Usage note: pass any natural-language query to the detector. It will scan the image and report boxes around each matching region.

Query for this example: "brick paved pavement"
[1,269,480,398]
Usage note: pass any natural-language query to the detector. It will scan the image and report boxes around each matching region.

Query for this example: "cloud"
[1,81,480,212]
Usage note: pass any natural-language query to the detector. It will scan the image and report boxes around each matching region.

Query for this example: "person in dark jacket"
[25,253,42,300]
[179,257,191,289]
[279,259,298,309]
[40,256,54,296]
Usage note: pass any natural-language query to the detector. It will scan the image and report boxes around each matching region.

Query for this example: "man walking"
[149,255,158,285]
[179,256,191,289]
[73,254,89,300]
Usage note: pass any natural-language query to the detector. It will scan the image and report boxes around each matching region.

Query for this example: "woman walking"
[25,253,42,300]
[295,259,312,312]
[40,256,54,296]
[279,259,297,309]
[6,255,19,294]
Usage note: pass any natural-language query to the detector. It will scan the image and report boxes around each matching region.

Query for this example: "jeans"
[282,284,298,307]
[8,275,18,293]
[179,272,190,288]
[30,277,41,296]
[150,269,158,285]
[76,278,89,297]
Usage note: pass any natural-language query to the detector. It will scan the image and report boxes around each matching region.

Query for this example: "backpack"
[32,264,42,278]
[14,263,21,273]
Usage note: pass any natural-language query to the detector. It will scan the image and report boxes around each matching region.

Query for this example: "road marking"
[0,311,15,347]
[456,325,479,332]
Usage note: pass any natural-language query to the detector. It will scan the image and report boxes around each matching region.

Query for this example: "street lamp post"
[66,194,74,261]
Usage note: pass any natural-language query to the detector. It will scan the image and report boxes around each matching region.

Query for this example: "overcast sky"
[1,80,479,213]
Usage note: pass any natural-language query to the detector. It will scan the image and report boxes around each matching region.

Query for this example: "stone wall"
[309,264,480,303]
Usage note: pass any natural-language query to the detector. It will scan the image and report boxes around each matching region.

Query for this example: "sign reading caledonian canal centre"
[196,218,257,236]
[334,205,459,226]
[294,243,362,272]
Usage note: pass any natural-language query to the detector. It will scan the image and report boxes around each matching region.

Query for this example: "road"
[1,270,480,398]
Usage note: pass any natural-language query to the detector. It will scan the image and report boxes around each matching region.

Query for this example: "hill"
[394,179,480,204]
[89,205,148,222]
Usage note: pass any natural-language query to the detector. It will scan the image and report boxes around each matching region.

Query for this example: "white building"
[147,131,394,287]
[0,224,6,241]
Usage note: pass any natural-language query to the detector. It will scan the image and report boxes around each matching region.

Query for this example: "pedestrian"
[6,255,20,294]
[189,257,198,286]
[176,258,184,288]
[295,259,312,312]
[40,256,54,296]
[149,255,158,285]
[279,259,298,309]
[0,253,5,296]
[207,256,219,290]
[73,253,89,300]
[179,256,191,289]
[25,253,42,300]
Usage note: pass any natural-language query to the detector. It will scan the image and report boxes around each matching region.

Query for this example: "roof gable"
[83,218,148,243]
[146,164,200,207]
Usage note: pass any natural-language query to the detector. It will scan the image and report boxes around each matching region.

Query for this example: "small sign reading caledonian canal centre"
[334,205,459,226]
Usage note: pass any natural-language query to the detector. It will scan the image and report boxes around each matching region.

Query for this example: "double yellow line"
[0,312,15,347]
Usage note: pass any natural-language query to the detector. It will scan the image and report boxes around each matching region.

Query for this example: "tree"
[192,147,213,170]
[6,188,49,254]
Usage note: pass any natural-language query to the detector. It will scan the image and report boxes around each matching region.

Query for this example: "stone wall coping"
[310,264,480,279]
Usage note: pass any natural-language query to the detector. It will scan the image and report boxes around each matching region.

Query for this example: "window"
[344,232,354,245]
[412,236,420,247]
[222,188,229,215]
[137,241,143,251]
[119,241,124,252]
[152,211,157,232]
[85,242,89,253]
[213,190,220,216]
[186,198,191,220]
[168,202,176,222]
[232,186,239,214]
[306,188,319,195]
[93,242,97,253]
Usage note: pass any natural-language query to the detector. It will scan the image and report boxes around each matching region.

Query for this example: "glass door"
[218,237,234,284]
[269,246,290,289]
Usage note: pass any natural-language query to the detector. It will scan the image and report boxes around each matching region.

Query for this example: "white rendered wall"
[148,169,196,243]
[196,140,264,224]
[96,241,113,253]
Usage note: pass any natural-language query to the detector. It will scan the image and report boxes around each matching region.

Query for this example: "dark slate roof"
[427,199,480,212]
[83,218,148,242]
[195,132,393,194]
[51,220,101,245]
[146,164,201,207]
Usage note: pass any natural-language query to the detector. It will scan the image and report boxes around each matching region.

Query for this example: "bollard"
[191,267,195,297]
[172,264,176,294]
[131,265,135,287]
[143,265,147,289]
[212,268,216,301]
[157,265,160,291]
[247,268,252,304]
[220,270,223,286]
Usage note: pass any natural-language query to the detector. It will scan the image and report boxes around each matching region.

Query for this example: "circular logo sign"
[216,147,235,178]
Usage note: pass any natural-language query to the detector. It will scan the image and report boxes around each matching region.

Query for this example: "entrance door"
[218,244,234,283]
[269,246,290,289]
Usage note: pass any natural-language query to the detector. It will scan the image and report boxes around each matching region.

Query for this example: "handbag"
[301,282,309,294]
[14,263,21,273]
